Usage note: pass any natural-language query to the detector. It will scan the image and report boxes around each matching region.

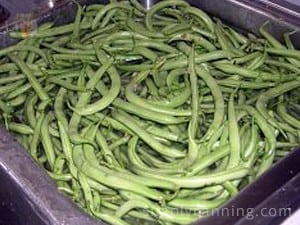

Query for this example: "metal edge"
[187,0,300,48]
[0,125,104,225]
[235,172,300,225]
[0,0,300,224]
[194,147,300,225]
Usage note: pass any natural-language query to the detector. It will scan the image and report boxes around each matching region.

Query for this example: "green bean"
[191,26,216,40]
[48,172,72,181]
[119,191,198,224]
[0,80,24,96]
[135,166,249,188]
[0,45,48,63]
[224,27,240,49]
[168,197,227,210]
[146,125,185,143]
[145,0,189,31]
[87,113,132,134]
[0,99,12,114]
[24,94,38,128]
[265,59,300,73]
[40,113,56,170]
[83,124,103,168]
[247,51,266,70]
[95,129,119,167]
[56,98,78,177]
[170,32,216,51]
[81,24,118,43]
[8,122,33,135]
[129,0,146,13]
[0,63,26,73]
[10,21,91,38]
[163,23,191,36]
[9,55,49,101]
[283,31,296,50]
[50,35,71,47]
[74,50,120,115]
[113,110,185,159]
[95,213,131,225]
[217,78,275,89]
[277,97,300,129]
[229,27,248,45]
[68,61,112,145]
[260,24,300,66]
[103,200,156,222]
[128,136,183,175]
[52,53,96,62]
[215,20,242,56]
[188,144,231,176]
[196,65,225,141]
[132,47,158,62]
[206,124,224,151]
[108,136,130,150]
[227,90,241,168]
[126,19,165,39]
[131,54,199,170]
[232,51,261,64]
[110,169,179,192]
[135,148,180,170]
[86,4,105,12]
[125,70,191,116]
[47,77,86,92]
[150,87,191,107]
[8,94,27,107]
[4,77,45,100]
[162,50,233,71]
[186,6,214,32]
[175,41,193,56]
[42,43,95,55]
[96,81,187,124]
[222,181,239,197]
[73,145,168,202]
[112,39,179,54]
[185,46,199,166]
[162,8,185,22]
[72,2,82,42]
[241,105,276,175]
[29,113,45,160]
[266,48,300,61]
[92,2,133,30]
[256,80,300,135]
[0,74,26,85]
[214,63,296,81]
[242,123,259,161]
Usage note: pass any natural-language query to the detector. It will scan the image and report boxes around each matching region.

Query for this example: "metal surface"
[0,125,103,225]
[0,0,105,48]
[255,0,300,19]
[194,147,300,225]
[286,0,300,5]
[0,1,300,225]
[267,0,300,10]
[235,172,300,225]
[0,4,10,24]
[187,0,300,48]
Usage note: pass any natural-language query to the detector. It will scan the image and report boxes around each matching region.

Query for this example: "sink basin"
[0,4,10,24]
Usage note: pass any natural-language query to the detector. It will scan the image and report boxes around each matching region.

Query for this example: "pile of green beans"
[1,0,300,224]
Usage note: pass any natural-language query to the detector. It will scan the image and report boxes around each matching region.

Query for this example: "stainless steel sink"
[0,1,300,225]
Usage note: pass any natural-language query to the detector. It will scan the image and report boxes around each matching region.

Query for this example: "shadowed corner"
[0,202,20,225]
[0,4,10,24]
